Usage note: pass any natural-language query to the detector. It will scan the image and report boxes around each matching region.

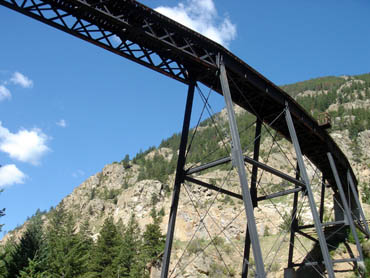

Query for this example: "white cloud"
[112,35,122,44]
[56,119,67,128]
[0,122,50,165]
[155,0,236,47]
[0,85,11,101]
[0,164,26,187]
[10,72,33,88]
[72,169,85,178]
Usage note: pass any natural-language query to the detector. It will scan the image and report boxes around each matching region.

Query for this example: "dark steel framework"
[1,0,368,277]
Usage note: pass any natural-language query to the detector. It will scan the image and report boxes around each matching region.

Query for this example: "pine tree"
[6,211,44,277]
[142,208,165,264]
[18,257,50,278]
[0,189,5,233]
[90,216,121,278]
[130,208,165,278]
[0,240,15,278]
[113,214,141,277]
[45,203,90,278]
[128,249,147,278]
[76,220,94,278]
[122,154,130,169]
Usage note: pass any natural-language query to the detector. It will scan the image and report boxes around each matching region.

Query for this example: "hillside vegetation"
[1,73,370,278]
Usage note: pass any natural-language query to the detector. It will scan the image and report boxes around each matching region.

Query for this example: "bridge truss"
[1,0,369,277]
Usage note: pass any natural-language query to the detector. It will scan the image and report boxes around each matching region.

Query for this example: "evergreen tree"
[0,189,5,233]
[6,212,44,277]
[142,208,165,263]
[45,203,90,278]
[122,154,130,169]
[0,240,15,278]
[90,216,121,278]
[128,249,147,278]
[78,219,94,252]
[130,208,165,278]
[18,257,50,278]
[113,214,141,277]
[76,220,94,278]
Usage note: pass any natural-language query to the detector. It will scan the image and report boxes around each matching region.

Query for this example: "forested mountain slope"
[1,73,370,278]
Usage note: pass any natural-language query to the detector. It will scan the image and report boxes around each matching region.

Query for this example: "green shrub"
[211,236,225,247]
[209,262,235,277]
[364,257,370,276]
[187,238,206,254]
[263,226,270,237]
[151,192,160,206]
[348,228,365,244]
[279,212,303,232]
[269,262,280,272]
[362,239,370,257]
[362,183,370,205]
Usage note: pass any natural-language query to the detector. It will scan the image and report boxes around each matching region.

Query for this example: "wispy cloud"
[155,0,237,47]
[0,85,11,102]
[112,35,122,44]
[0,122,50,166]
[10,72,33,88]
[56,119,67,128]
[72,169,85,178]
[0,164,26,187]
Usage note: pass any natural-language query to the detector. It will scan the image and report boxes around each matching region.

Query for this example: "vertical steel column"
[219,57,266,278]
[333,192,345,222]
[347,170,370,236]
[285,105,335,278]
[287,164,300,268]
[242,119,262,278]
[161,79,196,278]
[251,119,262,207]
[242,225,251,278]
[327,153,364,263]
[319,176,326,223]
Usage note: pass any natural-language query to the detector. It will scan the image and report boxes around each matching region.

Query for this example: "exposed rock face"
[4,126,363,277]
[328,99,370,112]
[146,148,174,161]
[2,75,370,277]
[359,130,370,160]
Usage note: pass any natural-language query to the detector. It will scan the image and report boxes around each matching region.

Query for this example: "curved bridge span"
[1,1,368,277]
[0,0,355,187]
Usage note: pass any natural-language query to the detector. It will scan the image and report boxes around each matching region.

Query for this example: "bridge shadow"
[295,227,355,278]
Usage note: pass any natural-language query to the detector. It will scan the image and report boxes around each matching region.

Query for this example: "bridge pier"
[327,152,364,265]
[287,164,300,269]
[285,104,335,278]
[161,79,196,278]
[347,171,370,237]
[242,118,262,278]
[219,56,266,278]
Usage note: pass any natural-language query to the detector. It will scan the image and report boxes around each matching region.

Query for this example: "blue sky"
[0,0,369,235]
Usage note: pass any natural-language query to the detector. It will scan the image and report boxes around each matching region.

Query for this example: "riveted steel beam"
[219,56,266,278]
[161,80,195,278]
[285,105,335,278]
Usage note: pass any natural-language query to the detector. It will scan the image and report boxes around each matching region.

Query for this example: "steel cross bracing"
[2,0,369,277]
[0,0,359,195]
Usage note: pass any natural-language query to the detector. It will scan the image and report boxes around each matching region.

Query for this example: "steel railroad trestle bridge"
[1,0,368,277]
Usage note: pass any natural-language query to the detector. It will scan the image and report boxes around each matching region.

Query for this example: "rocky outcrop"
[2,74,370,277]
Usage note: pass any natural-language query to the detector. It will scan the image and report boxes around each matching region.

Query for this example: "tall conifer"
[113,214,141,277]
[90,216,121,278]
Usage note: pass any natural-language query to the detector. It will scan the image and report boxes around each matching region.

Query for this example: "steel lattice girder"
[0,0,359,215]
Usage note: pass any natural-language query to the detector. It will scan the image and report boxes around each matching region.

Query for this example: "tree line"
[0,203,165,278]
[132,110,258,183]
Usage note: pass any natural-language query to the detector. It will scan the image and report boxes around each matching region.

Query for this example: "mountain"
[1,73,370,277]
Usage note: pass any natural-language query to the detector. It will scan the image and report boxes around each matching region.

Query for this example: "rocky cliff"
[2,73,370,277]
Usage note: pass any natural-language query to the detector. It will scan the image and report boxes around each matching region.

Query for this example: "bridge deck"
[0,0,356,190]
